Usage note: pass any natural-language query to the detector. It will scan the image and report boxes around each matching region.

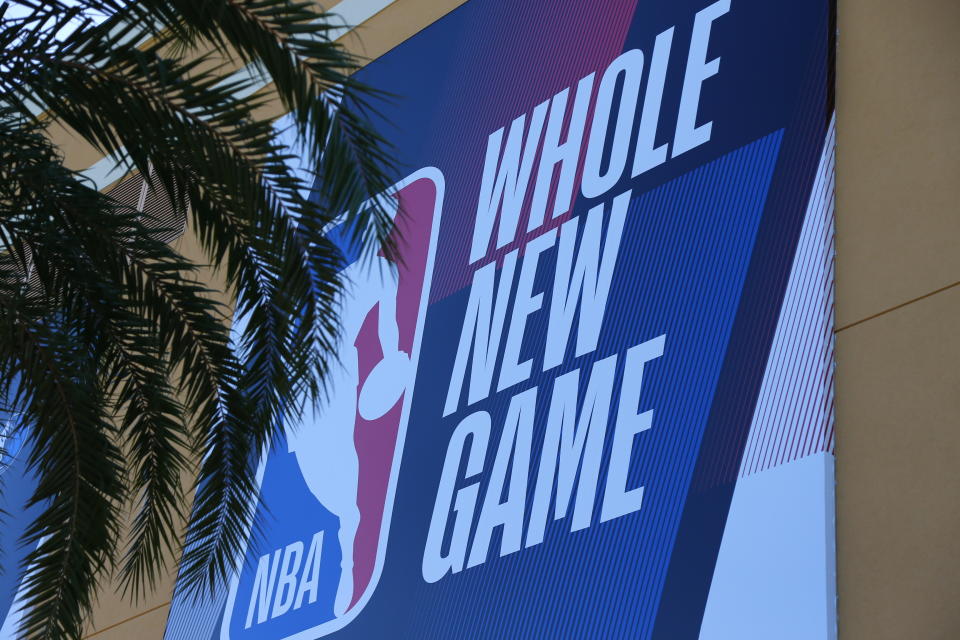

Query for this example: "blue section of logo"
[229,438,343,637]
[0,411,40,631]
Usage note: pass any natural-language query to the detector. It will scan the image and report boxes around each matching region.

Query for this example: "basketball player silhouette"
[287,253,410,618]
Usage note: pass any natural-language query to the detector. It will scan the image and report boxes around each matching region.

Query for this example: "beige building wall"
[835,0,960,638]
[58,0,960,637]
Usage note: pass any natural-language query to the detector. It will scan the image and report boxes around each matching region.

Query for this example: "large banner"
[172,0,836,638]
[2,0,836,638]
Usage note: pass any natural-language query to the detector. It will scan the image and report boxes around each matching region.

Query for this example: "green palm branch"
[0,2,398,638]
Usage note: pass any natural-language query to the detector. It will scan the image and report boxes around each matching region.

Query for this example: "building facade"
[9,0,960,638]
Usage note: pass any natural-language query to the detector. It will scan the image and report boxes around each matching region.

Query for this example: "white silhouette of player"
[287,254,410,618]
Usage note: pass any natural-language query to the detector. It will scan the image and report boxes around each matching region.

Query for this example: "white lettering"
[581,49,645,199]
[471,102,549,263]
[673,0,730,157]
[244,549,281,629]
[601,335,666,522]
[632,27,675,176]
[527,73,595,231]
[468,388,537,568]
[526,356,618,547]
[543,189,630,371]
[422,412,491,583]
[444,252,519,416]
[271,541,304,619]
[293,531,324,610]
[498,230,558,392]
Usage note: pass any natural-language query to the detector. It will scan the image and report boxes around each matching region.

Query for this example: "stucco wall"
[835,0,960,638]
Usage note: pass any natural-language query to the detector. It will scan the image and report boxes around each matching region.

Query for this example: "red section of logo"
[350,177,439,609]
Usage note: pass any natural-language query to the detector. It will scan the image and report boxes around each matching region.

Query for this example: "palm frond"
[0,1,397,637]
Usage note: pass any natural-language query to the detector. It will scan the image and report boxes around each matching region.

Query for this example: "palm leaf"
[0,2,398,637]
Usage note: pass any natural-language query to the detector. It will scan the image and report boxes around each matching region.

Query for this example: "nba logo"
[219,168,445,639]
